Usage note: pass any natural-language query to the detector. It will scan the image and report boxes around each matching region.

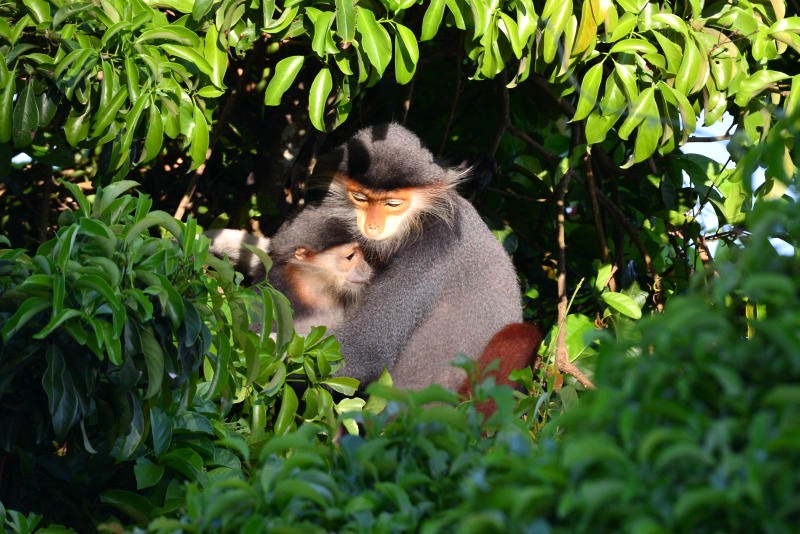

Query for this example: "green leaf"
[601,291,643,319]
[1,296,50,341]
[43,345,81,439]
[264,55,305,106]
[189,105,209,170]
[309,67,332,132]
[541,0,572,63]
[161,43,213,78]
[421,0,446,41]
[734,70,789,107]
[595,263,614,292]
[192,0,214,21]
[150,407,172,456]
[0,67,15,143]
[322,377,360,396]
[12,81,39,148]
[91,85,128,137]
[573,61,604,121]
[64,102,92,147]
[137,25,201,47]
[204,24,227,89]
[99,489,152,526]
[335,0,356,44]
[356,8,392,76]
[393,23,419,85]
[140,326,164,399]
[140,100,163,163]
[609,38,658,55]
[23,0,51,24]
[134,457,165,490]
[618,85,655,141]
[274,383,299,435]
[675,37,703,95]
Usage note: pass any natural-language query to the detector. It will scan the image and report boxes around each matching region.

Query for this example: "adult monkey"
[315,122,523,388]
[205,208,373,335]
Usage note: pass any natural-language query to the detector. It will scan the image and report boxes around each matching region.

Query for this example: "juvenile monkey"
[205,208,372,334]
[268,207,372,334]
[315,122,523,388]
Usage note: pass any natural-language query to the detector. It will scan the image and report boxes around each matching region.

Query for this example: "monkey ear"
[294,247,310,260]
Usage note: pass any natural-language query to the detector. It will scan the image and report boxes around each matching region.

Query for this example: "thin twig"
[586,154,614,290]
[555,170,596,390]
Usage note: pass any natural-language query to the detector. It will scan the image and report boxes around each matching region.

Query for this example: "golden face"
[345,182,414,241]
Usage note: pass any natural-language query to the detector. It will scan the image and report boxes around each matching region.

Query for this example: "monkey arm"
[331,225,454,384]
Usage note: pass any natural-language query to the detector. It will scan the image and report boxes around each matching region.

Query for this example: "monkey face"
[292,242,373,300]
[347,187,414,240]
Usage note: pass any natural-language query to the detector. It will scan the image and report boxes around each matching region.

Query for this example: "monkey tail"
[459,322,543,419]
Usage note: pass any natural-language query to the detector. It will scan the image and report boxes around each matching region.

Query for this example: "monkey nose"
[365,225,382,237]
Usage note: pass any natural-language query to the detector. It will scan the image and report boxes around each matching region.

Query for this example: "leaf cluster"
[0,183,357,529]
[150,199,800,533]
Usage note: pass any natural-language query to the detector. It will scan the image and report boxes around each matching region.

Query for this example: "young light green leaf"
[733,70,790,107]
[618,85,655,140]
[309,67,332,132]
[137,25,200,47]
[393,23,419,84]
[264,55,305,106]
[573,61,604,121]
[161,43,213,77]
[675,37,703,95]
[203,24,227,89]
[498,12,524,59]
[356,7,392,76]
[189,106,209,170]
[601,291,643,319]
[312,10,335,57]
[335,0,356,44]
[421,0,446,41]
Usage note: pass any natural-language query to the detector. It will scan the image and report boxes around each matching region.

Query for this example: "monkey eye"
[350,191,368,203]
[345,251,356,261]
[385,199,405,207]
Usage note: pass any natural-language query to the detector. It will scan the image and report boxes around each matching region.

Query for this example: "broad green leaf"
[204,25,228,89]
[34,309,82,340]
[573,61,604,121]
[137,26,200,47]
[323,377,360,396]
[43,345,80,439]
[140,100,163,163]
[99,489,152,526]
[141,326,164,399]
[618,85,655,140]
[74,274,126,335]
[312,10,335,57]
[595,263,614,292]
[356,8,392,76]
[734,70,789,107]
[93,180,139,217]
[12,81,39,148]
[274,383,299,435]
[161,43,213,77]
[64,103,92,146]
[23,0,51,24]
[541,0,572,63]
[189,106,209,170]
[150,407,172,456]
[421,0,446,41]
[91,86,128,137]
[498,13,524,59]
[309,67,332,131]
[609,38,658,55]
[192,0,214,21]
[264,55,305,106]
[134,457,165,490]
[393,23,419,84]
[1,296,50,341]
[335,0,356,43]
[264,6,299,33]
[601,291,643,319]
[658,81,696,139]
[0,68,16,143]
[675,37,704,95]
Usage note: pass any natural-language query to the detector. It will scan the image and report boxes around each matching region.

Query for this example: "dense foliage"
[0,0,798,531]
[0,183,358,530]
[150,200,798,533]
